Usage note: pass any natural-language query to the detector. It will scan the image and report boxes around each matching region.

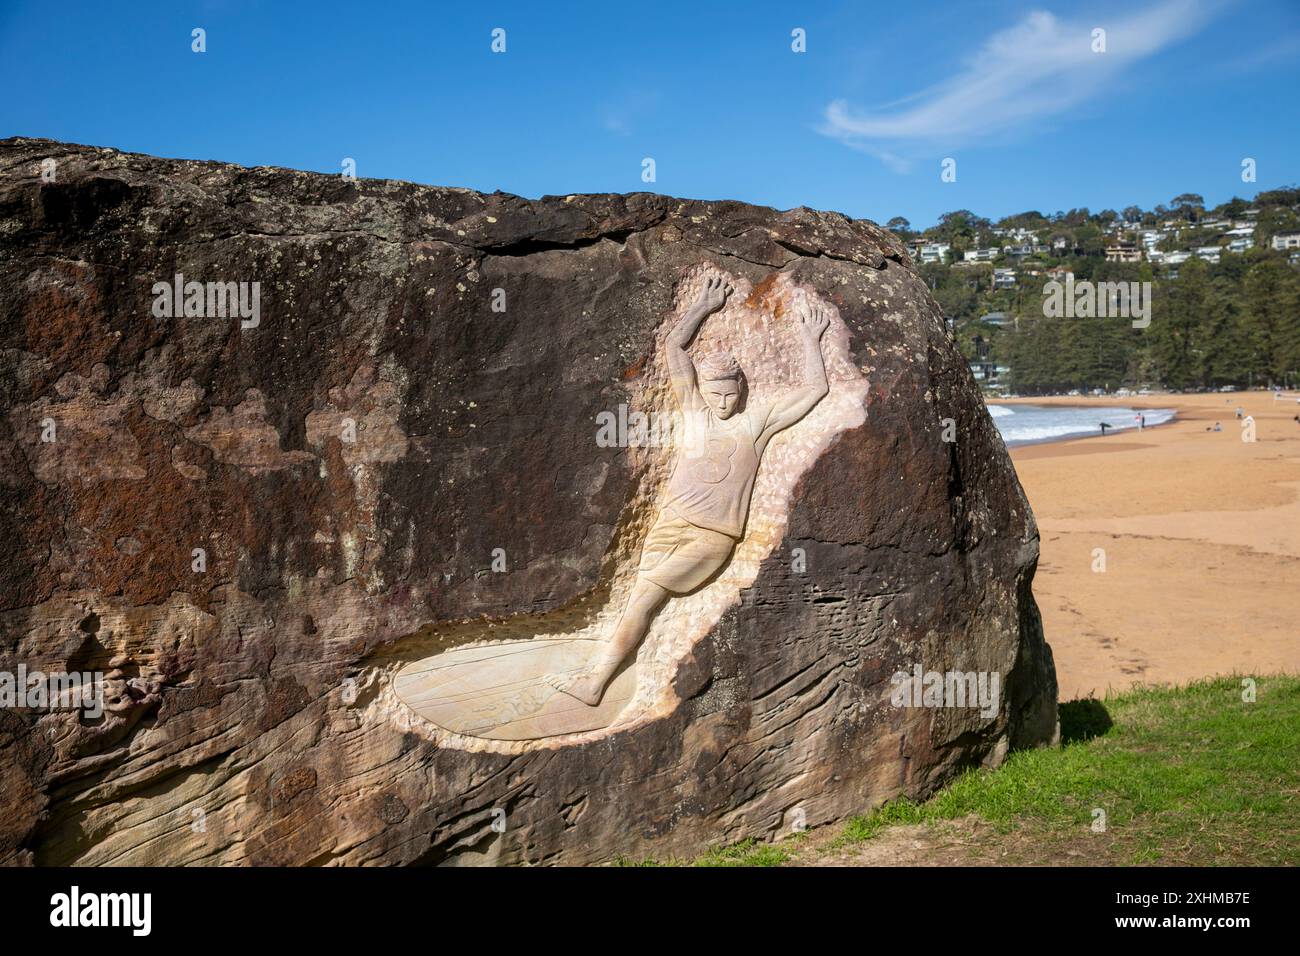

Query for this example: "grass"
[632,675,1300,866]
[613,837,794,867]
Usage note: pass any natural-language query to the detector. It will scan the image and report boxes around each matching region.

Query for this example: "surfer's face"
[701,379,740,419]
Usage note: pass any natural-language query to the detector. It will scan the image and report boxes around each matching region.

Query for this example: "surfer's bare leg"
[551,577,669,706]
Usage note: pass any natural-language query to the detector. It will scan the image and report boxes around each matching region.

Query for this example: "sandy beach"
[996,391,1300,700]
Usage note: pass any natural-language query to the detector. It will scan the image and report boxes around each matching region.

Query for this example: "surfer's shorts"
[637,509,737,594]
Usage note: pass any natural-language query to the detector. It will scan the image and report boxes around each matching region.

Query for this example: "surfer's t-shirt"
[663,402,772,539]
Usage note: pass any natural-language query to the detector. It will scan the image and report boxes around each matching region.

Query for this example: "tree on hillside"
[1218,197,1249,219]
[932,210,990,246]
[1255,205,1300,247]
[886,216,911,233]
[1150,258,1214,388]
[1255,186,1300,208]
[999,210,1049,230]
[1171,193,1205,222]
[1073,223,1107,258]
[1243,258,1300,384]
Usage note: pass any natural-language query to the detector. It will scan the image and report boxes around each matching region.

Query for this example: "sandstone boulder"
[0,138,1056,865]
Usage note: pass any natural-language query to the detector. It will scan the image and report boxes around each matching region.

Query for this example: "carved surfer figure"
[548,274,831,706]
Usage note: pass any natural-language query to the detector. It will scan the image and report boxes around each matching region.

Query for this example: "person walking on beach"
[1100,421,1111,435]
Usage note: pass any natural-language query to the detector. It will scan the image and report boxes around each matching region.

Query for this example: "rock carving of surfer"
[548,274,831,706]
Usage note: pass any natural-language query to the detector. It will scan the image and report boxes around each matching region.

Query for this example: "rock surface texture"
[0,138,1057,866]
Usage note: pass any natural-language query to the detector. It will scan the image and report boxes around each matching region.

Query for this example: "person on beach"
[548,274,832,706]
[1100,421,1111,435]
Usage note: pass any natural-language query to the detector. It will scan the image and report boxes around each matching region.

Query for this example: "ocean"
[987,403,1176,447]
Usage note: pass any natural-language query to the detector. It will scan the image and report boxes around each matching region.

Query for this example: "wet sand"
[995,391,1300,700]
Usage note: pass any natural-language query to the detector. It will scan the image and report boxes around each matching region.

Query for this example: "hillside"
[888,189,1300,393]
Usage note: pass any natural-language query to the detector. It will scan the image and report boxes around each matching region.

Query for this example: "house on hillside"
[1272,232,1300,251]
[1105,242,1142,263]
[918,242,951,263]
[1195,246,1221,263]
[992,268,1017,289]
[963,247,1000,262]
[979,311,1015,328]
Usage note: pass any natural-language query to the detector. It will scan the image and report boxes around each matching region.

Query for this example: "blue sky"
[3,0,1297,228]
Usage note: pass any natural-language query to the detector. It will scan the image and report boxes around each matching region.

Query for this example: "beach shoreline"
[999,390,1300,701]
[988,402,1180,448]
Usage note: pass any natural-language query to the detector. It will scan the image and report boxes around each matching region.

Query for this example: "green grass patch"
[693,838,791,867]
[833,674,1300,865]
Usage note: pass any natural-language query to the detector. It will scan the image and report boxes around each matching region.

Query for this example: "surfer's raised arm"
[667,275,732,410]
[761,300,830,440]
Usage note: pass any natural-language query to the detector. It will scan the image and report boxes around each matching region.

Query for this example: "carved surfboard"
[392,639,636,741]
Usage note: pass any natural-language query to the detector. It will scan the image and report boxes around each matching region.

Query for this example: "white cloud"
[819,1,1219,167]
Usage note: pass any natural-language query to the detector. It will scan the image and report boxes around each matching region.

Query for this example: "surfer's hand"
[692,275,732,316]
[796,301,830,341]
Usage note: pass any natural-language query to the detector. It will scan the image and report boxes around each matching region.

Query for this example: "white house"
[992,268,1017,289]
[1272,232,1300,251]
[1195,245,1221,263]
[918,242,951,263]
